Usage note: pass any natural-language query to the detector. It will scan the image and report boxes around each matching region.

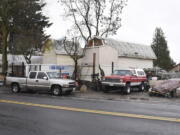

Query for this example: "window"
[29,72,37,79]
[113,70,131,76]
[37,72,47,79]
[47,72,61,79]
[131,70,136,75]
[137,71,145,76]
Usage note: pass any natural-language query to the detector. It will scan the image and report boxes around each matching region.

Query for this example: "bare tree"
[61,37,83,80]
[60,0,127,49]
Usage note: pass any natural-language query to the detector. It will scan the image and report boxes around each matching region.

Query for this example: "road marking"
[0,99,180,123]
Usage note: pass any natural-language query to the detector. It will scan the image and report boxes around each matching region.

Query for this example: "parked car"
[6,71,76,96]
[101,69,147,94]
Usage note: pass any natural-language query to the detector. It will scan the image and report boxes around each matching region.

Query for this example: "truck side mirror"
[43,76,48,80]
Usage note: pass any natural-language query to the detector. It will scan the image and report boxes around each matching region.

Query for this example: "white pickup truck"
[6,71,76,96]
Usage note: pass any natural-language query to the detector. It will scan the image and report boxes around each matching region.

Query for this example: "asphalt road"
[0,89,180,135]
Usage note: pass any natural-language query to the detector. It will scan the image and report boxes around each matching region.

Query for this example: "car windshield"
[113,70,131,76]
[47,72,61,79]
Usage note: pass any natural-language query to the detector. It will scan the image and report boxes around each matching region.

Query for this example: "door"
[35,72,50,91]
[27,72,37,90]
[131,70,138,86]
[137,71,146,84]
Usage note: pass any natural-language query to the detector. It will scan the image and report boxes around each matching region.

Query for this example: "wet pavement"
[0,87,180,135]
[0,86,180,135]
[1,86,180,104]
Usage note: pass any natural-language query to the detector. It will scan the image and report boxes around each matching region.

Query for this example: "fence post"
[59,68,62,78]
[22,62,25,77]
[39,65,41,71]
[12,63,14,76]
[92,53,96,82]
[112,62,114,74]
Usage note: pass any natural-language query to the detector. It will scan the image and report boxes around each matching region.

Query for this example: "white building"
[81,37,156,81]
[42,39,75,65]
[0,54,43,73]
[42,39,82,77]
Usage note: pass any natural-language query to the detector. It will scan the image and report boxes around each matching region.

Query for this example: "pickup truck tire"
[124,84,131,94]
[139,83,145,91]
[52,85,62,96]
[11,83,20,93]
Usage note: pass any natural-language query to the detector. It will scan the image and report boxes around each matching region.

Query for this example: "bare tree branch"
[60,0,127,60]
[60,0,127,41]
[69,0,88,43]
[61,37,83,80]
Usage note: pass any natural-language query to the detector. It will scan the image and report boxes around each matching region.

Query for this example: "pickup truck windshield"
[113,70,131,76]
[47,72,61,79]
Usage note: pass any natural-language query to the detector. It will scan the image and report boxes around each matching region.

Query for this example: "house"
[42,39,82,76]
[170,63,180,72]
[81,37,156,81]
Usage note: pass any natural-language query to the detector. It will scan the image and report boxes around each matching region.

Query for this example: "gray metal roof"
[52,39,67,55]
[0,54,43,65]
[103,38,157,60]
[52,39,83,55]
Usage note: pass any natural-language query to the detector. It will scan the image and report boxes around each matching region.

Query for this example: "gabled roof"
[52,39,83,55]
[52,39,67,55]
[103,38,157,60]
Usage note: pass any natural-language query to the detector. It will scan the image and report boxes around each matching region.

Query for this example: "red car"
[101,69,147,94]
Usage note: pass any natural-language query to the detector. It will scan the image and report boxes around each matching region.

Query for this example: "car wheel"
[124,84,131,94]
[11,83,20,93]
[139,83,145,91]
[52,85,62,96]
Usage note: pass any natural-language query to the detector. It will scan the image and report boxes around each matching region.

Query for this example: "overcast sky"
[44,0,180,63]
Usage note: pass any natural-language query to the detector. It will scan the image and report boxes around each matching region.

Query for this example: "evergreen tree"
[0,0,17,73]
[0,0,51,72]
[151,27,175,71]
[11,0,51,64]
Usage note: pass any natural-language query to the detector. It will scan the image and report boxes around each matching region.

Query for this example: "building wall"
[56,54,74,66]
[117,57,153,69]
[43,51,57,64]
[80,46,154,81]
[43,49,83,78]
[80,46,119,80]
[99,45,118,76]
[80,47,100,81]
[43,51,81,66]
